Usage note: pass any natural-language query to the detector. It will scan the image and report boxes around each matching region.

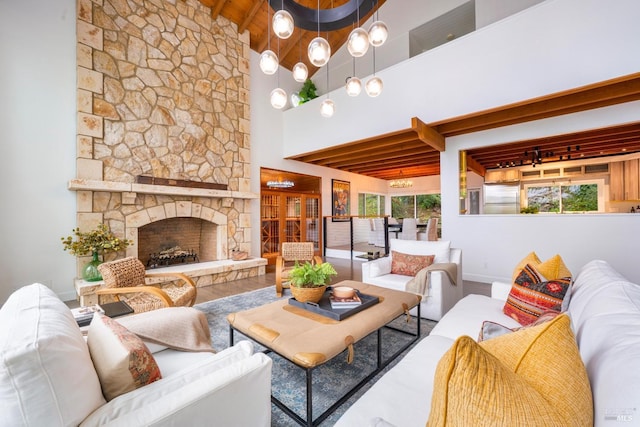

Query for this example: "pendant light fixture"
[347,3,369,57]
[368,0,388,47]
[260,3,278,75]
[320,55,334,117]
[272,0,294,39]
[308,0,330,67]
[366,46,383,97]
[270,37,287,109]
[345,57,361,96]
[292,41,308,82]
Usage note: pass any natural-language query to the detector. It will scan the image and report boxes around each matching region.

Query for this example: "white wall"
[0,0,78,303]
[259,0,640,283]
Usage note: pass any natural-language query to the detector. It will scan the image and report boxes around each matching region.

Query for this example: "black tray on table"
[288,287,379,321]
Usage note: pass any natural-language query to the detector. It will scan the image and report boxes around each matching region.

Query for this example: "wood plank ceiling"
[198,1,640,181]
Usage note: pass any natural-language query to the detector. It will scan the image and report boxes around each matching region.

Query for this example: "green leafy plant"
[61,223,131,256]
[298,79,318,104]
[289,261,337,288]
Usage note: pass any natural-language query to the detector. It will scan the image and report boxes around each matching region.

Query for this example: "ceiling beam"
[465,155,485,177]
[239,0,265,34]
[210,0,226,19]
[431,72,640,137]
[412,117,445,152]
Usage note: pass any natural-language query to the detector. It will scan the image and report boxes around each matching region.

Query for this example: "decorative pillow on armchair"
[88,313,162,400]
[504,263,571,326]
[390,251,435,276]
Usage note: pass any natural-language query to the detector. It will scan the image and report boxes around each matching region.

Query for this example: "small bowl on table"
[332,286,355,299]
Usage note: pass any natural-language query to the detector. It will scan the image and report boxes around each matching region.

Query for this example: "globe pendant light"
[260,50,279,75]
[320,58,334,117]
[308,36,330,67]
[270,87,287,109]
[368,20,388,47]
[292,62,308,82]
[368,1,388,47]
[347,27,369,57]
[273,8,294,39]
[365,76,383,97]
[345,57,361,96]
[308,0,330,67]
[347,3,369,57]
[366,46,383,97]
[260,4,279,75]
[320,98,335,117]
[346,77,362,96]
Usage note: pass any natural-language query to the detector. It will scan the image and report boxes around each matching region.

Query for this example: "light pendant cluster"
[262,0,388,113]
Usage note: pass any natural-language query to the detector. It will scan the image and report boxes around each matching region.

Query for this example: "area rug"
[194,286,436,426]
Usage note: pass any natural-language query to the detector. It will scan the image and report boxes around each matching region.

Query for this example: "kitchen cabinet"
[610,160,640,201]
[260,191,321,264]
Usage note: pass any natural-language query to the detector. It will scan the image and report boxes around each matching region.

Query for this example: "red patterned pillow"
[390,251,435,276]
[87,313,162,400]
[503,264,571,326]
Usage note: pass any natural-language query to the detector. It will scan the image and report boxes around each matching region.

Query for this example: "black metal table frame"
[229,305,421,427]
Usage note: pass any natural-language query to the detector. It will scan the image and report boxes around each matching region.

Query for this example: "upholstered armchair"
[96,257,197,313]
[275,242,323,297]
[361,239,462,321]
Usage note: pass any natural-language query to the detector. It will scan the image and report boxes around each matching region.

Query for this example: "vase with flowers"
[61,224,131,281]
[289,261,337,303]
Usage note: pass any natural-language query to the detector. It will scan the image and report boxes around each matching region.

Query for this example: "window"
[358,193,385,216]
[391,194,441,221]
[524,181,602,213]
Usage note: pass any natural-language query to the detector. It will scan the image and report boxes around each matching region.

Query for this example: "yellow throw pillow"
[536,254,572,280]
[511,251,541,282]
[512,252,571,282]
[427,314,592,427]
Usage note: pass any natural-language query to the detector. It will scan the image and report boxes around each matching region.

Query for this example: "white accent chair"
[372,218,387,247]
[0,284,273,427]
[361,239,462,320]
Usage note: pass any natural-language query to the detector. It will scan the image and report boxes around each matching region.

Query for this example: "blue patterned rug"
[194,286,436,426]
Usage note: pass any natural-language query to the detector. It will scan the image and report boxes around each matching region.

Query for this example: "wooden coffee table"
[227,280,421,427]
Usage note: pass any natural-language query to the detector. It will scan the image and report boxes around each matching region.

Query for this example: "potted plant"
[289,261,337,303]
[61,223,131,282]
[298,79,318,104]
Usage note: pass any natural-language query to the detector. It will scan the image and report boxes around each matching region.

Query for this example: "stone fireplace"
[71,0,265,304]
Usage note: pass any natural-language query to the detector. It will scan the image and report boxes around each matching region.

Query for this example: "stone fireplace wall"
[73,0,262,285]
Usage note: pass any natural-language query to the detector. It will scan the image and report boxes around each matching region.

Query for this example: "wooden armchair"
[96,257,197,314]
[275,242,323,297]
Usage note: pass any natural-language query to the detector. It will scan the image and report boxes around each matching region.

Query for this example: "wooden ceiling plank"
[239,0,265,34]
[412,117,445,152]
[210,0,227,18]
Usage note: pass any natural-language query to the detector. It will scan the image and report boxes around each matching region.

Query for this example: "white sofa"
[361,239,462,320]
[0,283,272,427]
[337,260,640,426]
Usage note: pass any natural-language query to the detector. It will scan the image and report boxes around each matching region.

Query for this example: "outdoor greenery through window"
[358,193,385,216]
[524,183,599,213]
[391,194,442,222]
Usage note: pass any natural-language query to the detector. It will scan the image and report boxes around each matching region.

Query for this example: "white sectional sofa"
[361,239,462,320]
[0,283,273,427]
[337,260,640,426]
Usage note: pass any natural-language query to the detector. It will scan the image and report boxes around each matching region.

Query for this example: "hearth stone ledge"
[74,258,268,307]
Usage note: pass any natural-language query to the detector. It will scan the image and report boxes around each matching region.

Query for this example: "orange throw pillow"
[391,251,435,276]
